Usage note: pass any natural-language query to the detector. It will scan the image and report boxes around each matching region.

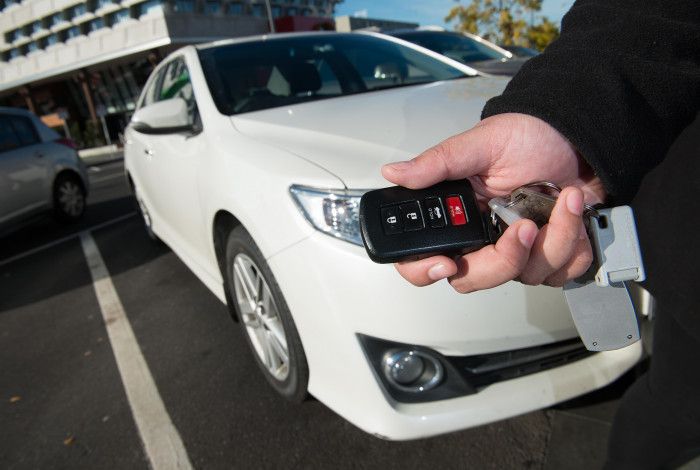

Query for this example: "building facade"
[0,0,340,146]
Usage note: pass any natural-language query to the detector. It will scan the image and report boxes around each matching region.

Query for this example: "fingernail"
[566,190,584,216]
[518,223,537,248]
[428,263,449,281]
[384,160,413,172]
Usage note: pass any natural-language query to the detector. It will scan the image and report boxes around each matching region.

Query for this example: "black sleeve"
[481,0,700,202]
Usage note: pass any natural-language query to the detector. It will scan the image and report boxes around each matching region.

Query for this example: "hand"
[381,113,606,292]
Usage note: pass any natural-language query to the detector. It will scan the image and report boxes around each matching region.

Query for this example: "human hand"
[381,113,606,292]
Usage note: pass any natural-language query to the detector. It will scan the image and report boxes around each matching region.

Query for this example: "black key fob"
[359,180,490,263]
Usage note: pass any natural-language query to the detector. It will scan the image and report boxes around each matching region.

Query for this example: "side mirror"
[130,98,193,134]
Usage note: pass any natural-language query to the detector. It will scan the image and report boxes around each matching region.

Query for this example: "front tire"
[53,174,86,222]
[225,226,308,402]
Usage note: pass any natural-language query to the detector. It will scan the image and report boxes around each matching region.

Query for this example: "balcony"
[0,12,269,91]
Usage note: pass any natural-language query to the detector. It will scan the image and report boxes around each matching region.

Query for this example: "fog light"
[383,350,444,393]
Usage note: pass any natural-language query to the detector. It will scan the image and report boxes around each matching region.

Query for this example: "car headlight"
[289,185,367,246]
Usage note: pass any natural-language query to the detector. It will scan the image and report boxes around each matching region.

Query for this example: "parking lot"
[1,157,639,469]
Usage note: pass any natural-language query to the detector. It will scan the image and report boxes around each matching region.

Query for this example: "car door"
[0,114,51,226]
[139,57,209,262]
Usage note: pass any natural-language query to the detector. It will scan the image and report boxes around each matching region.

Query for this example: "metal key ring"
[504,181,599,217]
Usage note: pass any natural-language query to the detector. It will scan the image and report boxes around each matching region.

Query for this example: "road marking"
[80,232,193,470]
[91,173,127,185]
[0,212,137,267]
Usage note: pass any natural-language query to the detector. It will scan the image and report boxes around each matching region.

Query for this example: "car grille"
[446,338,592,390]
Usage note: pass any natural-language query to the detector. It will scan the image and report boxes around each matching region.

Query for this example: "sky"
[334,0,577,29]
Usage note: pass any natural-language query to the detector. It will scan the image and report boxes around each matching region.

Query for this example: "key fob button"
[381,205,403,235]
[424,197,446,228]
[399,201,424,231]
[446,196,468,226]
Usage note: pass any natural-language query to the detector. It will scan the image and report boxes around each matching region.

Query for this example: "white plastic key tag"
[589,206,646,287]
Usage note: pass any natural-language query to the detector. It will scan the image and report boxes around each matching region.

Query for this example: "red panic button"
[446,196,468,225]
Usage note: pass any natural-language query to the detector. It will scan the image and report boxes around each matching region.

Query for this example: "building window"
[286,7,297,16]
[70,3,88,18]
[96,0,113,9]
[301,8,311,16]
[250,3,264,16]
[49,12,65,27]
[227,2,243,15]
[27,41,39,53]
[203,0,220,14]
[31,20,44,34]
[174,0,194,13]
[109,9,131,25]
[7,48,20,60]
[87,18,105,32]
[45,33,59,46]
[271,5,281,17]
[65,26,82,39]
[139,0,163,16]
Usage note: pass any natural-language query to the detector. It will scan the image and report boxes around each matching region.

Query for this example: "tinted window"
[393,32,507,63]
[198,34,468,115]
[157,58,197,125]
[140,66,165,108]
[9,116,39,146]
[0,116,21,152]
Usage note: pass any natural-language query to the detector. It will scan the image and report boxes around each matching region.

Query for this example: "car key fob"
[359,180,489,263]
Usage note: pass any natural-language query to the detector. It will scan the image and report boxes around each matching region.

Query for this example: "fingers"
[394,255,459,287]
[519,187,590,285]
[392,187,595,293]
[381,126,493,189]
[447,219,538,293]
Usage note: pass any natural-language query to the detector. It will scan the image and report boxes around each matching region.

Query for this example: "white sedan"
[124,32,641,440]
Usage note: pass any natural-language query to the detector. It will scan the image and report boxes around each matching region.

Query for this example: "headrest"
[278,62,322,95]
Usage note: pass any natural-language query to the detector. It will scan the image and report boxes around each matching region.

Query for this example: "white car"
[124,32,641,440]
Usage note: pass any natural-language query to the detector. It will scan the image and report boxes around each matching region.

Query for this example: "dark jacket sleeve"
[481,0,700,202]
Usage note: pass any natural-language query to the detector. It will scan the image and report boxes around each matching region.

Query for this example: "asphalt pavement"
[0,157,643,469]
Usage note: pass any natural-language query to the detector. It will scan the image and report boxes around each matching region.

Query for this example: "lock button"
[380,206,403,235]
[399,201,424,231]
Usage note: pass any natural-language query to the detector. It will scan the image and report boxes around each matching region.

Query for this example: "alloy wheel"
[57,180,85,217]
[232,253,290,381]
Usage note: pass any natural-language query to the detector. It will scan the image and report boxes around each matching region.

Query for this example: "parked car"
[124,32,641,440]
[390,29,528,76]
[500,45,540,58]
[0,107,88,234]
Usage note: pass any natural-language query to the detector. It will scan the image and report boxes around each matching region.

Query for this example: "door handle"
[144,148,154,157]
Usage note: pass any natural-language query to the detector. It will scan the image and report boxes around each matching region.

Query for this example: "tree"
[445,0,559,51]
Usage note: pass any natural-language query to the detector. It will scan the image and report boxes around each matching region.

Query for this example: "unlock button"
[399,201,424,231]
[381,206,403,235]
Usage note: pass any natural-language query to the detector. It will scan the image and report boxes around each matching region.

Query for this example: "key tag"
[564,206,645,351]
[589,206,645,287]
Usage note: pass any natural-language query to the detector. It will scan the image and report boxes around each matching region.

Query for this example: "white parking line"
[80,232,193,470]
[0,212,137,267]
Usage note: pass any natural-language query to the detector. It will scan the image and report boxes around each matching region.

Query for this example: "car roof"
[0,106,34,117]
[195,31,358,51]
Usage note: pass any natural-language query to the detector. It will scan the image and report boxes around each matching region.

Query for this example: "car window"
[140,67,166,108]
[198,34,468,115]
[0,116,21,152]
[393,32,507,63]
[9,115,40,146]
[157,58,197,125]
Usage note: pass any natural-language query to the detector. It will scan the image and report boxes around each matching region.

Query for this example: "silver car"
[0,107,89,233]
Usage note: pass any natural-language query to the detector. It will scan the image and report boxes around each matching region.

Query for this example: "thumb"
[381,125,493,189]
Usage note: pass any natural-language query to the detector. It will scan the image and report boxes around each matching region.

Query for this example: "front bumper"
[267,232,641,440]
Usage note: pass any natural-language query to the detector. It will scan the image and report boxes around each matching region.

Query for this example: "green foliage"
[446,0,559,51]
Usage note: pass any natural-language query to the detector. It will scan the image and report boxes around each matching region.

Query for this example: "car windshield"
[392,31,507,64]
[197,33,469,115]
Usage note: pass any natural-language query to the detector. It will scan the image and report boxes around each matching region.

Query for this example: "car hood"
[469,58,527,76]
[231,77,507,189]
